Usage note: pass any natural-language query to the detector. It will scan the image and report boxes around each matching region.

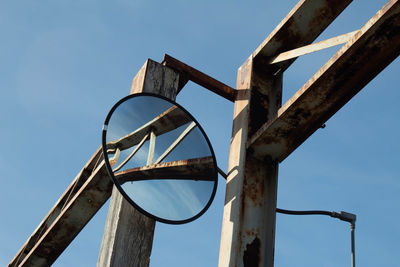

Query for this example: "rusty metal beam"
[248,0,400,162]
[106,105,191,151]
[270,30,358,64]
[218,56,283,267]
[162,54,236,102]
[253,0,352,74]
[9,149,113,267]
[116,156,215,184]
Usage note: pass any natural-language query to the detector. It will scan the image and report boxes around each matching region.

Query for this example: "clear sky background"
[1,0,399,266]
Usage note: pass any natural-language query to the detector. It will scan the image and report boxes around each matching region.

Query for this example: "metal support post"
[218,57,282,267]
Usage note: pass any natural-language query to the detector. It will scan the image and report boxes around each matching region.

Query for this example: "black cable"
[276,208,332,216]
[276,208,356,224]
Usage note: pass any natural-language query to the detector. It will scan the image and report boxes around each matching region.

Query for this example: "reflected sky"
[122,179,214,221]
[105,95,216,222]
[106,96,173,143]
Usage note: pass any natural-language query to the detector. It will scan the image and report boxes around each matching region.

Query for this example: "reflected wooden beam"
[248,0,400,162]
[115,156,215,184]
[106,105,191,151]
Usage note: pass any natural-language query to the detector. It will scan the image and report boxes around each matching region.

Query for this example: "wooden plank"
[252,0,352,73]
[248,0,400,162]
[270,30,358,64]
[162,54,236,102]
[115,156,215,184]
[98,59,182,267]
[106,105,191,151]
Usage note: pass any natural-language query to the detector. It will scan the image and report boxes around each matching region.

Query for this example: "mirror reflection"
[103,94,217,223]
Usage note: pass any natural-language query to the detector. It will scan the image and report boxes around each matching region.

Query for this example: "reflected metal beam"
[116,156,215,184]
[154,121,197,164]
[147,129,156,165]
[106,105,191,151]
[113,133,149,172]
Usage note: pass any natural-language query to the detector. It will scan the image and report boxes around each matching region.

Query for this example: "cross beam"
[115,156,215,184]
[252,0,353,73]
[249,0,400,162]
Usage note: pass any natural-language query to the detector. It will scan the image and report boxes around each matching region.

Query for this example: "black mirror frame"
[102,92,218,224]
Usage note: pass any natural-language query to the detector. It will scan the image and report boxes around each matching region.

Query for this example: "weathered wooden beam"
[9,148,113,267]
[162,54,236,102]
[253,0,352,74]
[106,105,190,151]
[270,30,358,64]
[116,156,215,184]
[98,59,182,267]
[248,0,400,162]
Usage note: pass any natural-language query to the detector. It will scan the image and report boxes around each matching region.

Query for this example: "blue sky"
[1,0,399,266]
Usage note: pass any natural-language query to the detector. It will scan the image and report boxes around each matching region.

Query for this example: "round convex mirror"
[102,93,218,224]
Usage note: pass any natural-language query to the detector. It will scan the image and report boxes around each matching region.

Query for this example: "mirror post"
[98,59,181,267]
[218,57,282,266]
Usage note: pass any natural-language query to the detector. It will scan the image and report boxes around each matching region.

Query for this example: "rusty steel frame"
[248,0,400,162]
[9,148,113,267]
[220,0,360,266]
[220,0,400,266]
[9,0,400,266]
[251,0,353,74]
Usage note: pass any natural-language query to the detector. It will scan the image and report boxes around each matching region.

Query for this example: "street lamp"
[276,208,356,267]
